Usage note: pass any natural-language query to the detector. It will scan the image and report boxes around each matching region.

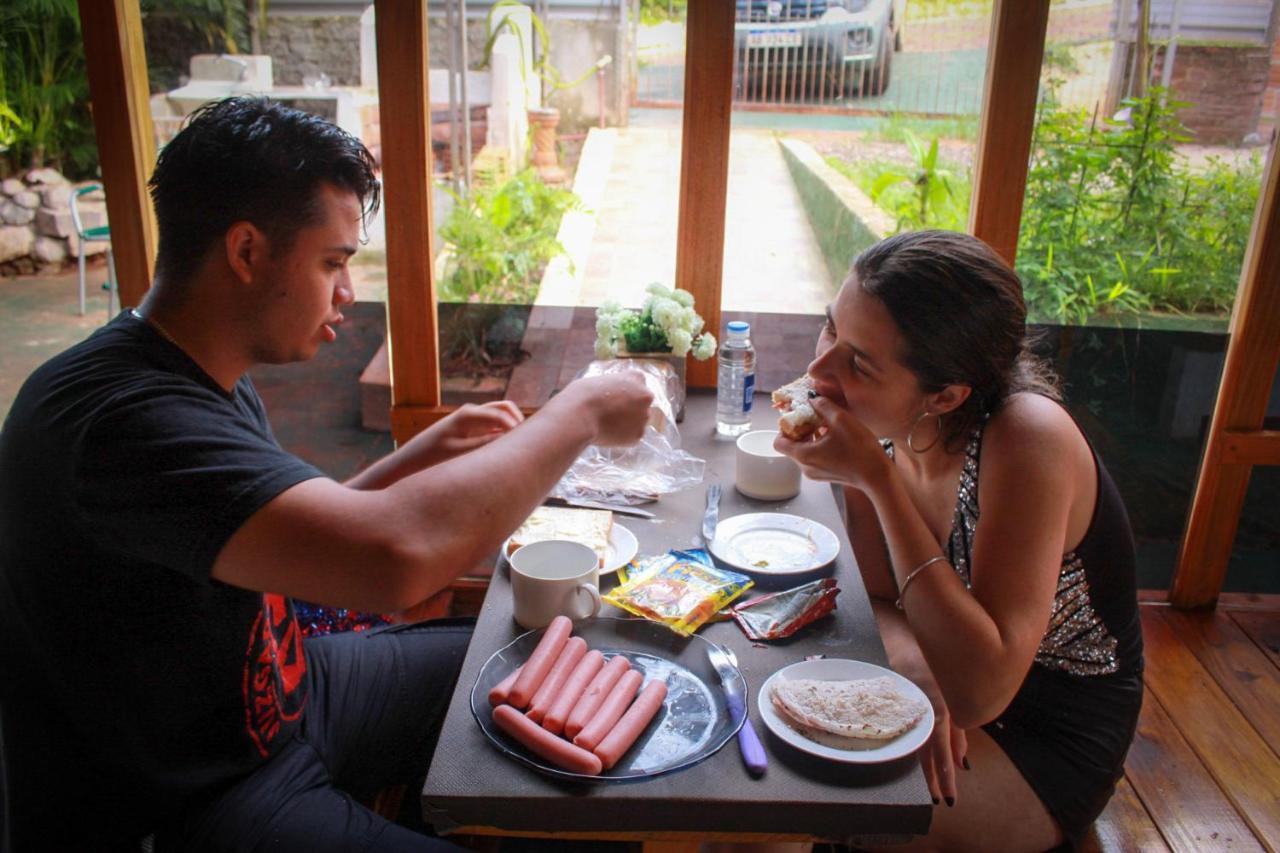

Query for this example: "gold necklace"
[131,308,181,348]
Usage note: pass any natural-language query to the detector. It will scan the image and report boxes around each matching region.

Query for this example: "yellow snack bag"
[605,557,753,637]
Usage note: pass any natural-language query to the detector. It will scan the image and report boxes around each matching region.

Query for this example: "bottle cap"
[726,321,750,339]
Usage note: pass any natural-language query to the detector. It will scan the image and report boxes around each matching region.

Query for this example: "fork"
[701,483,722,548]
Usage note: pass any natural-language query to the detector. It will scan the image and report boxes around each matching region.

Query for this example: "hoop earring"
[907,410,943,454]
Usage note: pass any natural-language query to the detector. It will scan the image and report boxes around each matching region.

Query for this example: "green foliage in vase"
[595,284,716,360]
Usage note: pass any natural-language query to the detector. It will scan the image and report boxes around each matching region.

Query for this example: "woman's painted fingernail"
[962,756,971,770]
[932,797,940,806]
[945,796,955,808]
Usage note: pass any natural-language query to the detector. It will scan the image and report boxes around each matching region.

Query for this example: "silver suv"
[734,0,904,98]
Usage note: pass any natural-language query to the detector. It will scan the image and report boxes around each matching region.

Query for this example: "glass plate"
[709,512,840,577]
[471,617,746,782]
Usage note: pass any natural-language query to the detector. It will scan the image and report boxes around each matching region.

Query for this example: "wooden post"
[968,0,1050,266]
[374,0,445,442]
[675,0,735,389]
[77,0,157,308]
[1170,141,1280,609]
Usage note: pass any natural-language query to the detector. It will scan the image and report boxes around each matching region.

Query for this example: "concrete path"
[560,124,833,314]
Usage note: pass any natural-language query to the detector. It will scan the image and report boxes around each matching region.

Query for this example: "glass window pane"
[425,0,665,410]
[1017,0,1275,590]
[723,0,990,390]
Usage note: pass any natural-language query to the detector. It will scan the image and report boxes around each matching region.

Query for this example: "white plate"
[758,658,935,764]
[502,523,637,575]
[708,512,839,577]
[603,524,638,574]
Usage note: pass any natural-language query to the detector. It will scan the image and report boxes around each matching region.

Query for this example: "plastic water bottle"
[716,321,756,437]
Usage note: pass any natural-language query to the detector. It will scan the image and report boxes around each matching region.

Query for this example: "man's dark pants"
[158,618,474,853]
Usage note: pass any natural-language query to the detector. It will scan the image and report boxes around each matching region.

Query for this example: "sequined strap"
[944,423,1119,676]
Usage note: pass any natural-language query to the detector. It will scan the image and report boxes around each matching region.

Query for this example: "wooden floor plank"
[1122,687,1263,852]
[1140,609,1280,849]
[1230,610,1280,671]
[1151,606,1280,760]
[1080,776,1170,853]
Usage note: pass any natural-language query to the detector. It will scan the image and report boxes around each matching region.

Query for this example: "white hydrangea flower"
[692,333,717,361]
[672,289,694,309]
[649,298,681,332]
[645,282,672,299]
[595,337,617,360]
[668,328,693,357]
[596,314,618,337]
[598,299,623,318]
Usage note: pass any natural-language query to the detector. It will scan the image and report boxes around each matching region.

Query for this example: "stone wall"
[260,16,362,86]
[778,138,892,288]
[0,169,107,277]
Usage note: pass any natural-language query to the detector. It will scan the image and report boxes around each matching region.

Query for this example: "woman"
[776,231,1143,852]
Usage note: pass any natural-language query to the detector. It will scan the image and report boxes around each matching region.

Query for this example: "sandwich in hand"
[771,375,823,441]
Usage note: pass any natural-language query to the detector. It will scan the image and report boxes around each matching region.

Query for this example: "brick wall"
[1258,35,1280,140]
[1150,44,1271,145]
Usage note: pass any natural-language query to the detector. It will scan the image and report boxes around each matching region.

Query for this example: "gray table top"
[422,391,931,843]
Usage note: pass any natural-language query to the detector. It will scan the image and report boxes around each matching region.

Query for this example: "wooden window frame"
[81,0,1277,607]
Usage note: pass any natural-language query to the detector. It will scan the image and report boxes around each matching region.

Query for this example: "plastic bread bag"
[551,359,705,504]
[604,556,753,637]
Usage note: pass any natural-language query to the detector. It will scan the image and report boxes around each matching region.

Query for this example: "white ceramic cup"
[509,539,603,629]
[735,429,802,501]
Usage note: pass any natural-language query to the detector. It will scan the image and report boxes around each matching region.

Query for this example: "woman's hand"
[915,674,969,807]
[774,396,892,493]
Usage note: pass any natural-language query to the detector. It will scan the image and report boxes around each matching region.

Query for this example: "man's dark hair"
[149,97,380,286]
[851,230,1061,451]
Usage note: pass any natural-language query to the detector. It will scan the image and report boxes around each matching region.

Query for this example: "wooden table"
[421,391,932,849]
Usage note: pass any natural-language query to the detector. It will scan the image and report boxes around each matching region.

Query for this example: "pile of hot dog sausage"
[488,615,668,775]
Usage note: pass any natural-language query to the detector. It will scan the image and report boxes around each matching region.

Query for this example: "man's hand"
[418,400,524,465]
[344,400,524,490]
[554,372,654,447]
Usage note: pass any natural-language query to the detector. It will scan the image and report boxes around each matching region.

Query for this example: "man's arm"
[211,373,653,612]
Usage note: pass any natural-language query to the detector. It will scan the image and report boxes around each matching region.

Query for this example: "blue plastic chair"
[68,184,117,318]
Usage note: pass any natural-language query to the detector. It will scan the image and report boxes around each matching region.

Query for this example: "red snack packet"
[731,577,839,641]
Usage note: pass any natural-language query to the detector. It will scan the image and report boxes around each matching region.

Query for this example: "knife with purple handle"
[707,642,768,776]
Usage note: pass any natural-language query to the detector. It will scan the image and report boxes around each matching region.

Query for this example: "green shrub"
[440,169,581,305]
[827,143,971,233]
[837,89,1261,324]
[639,0,687,25]
[1016,88,1261,322]
[0,0,97,177]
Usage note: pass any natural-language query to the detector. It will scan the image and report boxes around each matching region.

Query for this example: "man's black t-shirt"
[0,312,323,847]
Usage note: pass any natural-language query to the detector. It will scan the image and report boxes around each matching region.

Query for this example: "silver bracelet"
[895,555,949,610]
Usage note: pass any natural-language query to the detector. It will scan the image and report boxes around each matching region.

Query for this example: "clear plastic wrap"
[550,359,705,504]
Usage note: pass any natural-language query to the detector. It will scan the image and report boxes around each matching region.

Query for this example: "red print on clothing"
[242,593,307,757]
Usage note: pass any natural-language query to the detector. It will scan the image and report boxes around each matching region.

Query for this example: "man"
[0,97,652,851]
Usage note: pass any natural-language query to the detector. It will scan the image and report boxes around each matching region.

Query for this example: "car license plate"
[747,30,801,49]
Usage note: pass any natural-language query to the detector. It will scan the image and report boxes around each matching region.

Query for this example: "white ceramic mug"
[735,429,802,501]
[509,539,603,629]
